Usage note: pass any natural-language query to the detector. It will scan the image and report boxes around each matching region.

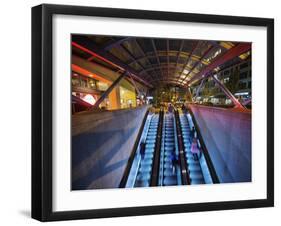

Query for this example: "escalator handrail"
[150,109,164,186]
[159,117,166,186]
[187,109,220,184]
[119,110,149,188]
[131,114,153,187]
[174,109,191,185]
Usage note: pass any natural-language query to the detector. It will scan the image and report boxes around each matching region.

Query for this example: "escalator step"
[190,179,205,185]
[136,173,151,181]
[147,132,157,136]
[163,176,177,185]
[164,156,172,162]
[147,136,156,140]
[188,164,201,171]
[165,135,174,139]
[165,142,175,147]
[139,165,152,173]
[164,168,176,177]
[146,144,155,149]
[146,140,155,144]
[164,152,172,157]
[135,180,149,187]
[145,148,155,153]
[187,158,199,164]
[190,171,203,180]
[141,159,153,165]
[185,154,193,159]
[164,162,172,168]
[143,153,154,159]
[164,146,174,151]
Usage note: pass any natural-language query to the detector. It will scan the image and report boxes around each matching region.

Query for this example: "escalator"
[122,108,218,188]
[179,115,205,184]
[159,113,181,186]
[134,114,159,187]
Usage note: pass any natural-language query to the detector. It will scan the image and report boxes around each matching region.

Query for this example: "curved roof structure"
[72,35,251,88]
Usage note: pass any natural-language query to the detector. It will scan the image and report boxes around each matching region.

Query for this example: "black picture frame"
[32,3,274,222]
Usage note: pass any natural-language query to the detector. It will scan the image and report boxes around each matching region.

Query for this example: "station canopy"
[72,35,251,88]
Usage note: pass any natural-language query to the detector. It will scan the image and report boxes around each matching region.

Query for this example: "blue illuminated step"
[164,146,174,151]
[164,152,172,158]
[163,176,177,185]
[164,168,175,177]
[139,165,152,173]
[143,153,154,159]
[145,148,155,154]
[146,139,155,144]
[136,172,151,181]
[147,132,157,136]
[135,180,149,187]
[164,156,172,162]
[187,158,199,165]
[141,159,153,166]
[145,143,155,149]
[188,163,202,171]
[190,171,203,178]
[164,162,172,168]
[190,179,205,185]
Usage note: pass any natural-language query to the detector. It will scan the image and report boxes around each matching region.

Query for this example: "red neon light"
[72,42,122,70]
[71,41,153,88]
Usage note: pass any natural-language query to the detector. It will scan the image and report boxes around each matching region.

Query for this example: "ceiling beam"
[119,43,156,81]
[139,64,187,75]
[167,39,169,80]
[72,36,153,88]
[175,40,185,76]
[180,43,215,84]
[134,38,160,80]
[188,43,251,85]
[104,37,133,51]
[124,50,190,65]
[177,41,199,81]
[151,39,164,80]
[151,80,186,87]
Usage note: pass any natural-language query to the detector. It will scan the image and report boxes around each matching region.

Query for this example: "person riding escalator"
[140,139,146,160]
[170,148,178,175]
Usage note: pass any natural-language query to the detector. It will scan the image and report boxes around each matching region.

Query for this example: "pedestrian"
[168,103,173,114]
[170,148,178,174]
[191,138,199,160]
[181,104,187,114]
[190,126,195,142]
[140,140,146,160]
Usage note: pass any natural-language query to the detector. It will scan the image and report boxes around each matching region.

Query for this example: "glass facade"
[191,58,251,108]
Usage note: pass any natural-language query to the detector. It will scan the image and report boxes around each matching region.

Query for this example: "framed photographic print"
[32,4,274,221]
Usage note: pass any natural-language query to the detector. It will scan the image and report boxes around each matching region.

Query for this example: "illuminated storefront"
[120,86,136,109]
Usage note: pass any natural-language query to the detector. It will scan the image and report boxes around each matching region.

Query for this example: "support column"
[128,72,140,97]
[194,78,206,100]
[186,87,193,102]
[92,72,126,109]
[108,86,120,110]
[211,74,245,109]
